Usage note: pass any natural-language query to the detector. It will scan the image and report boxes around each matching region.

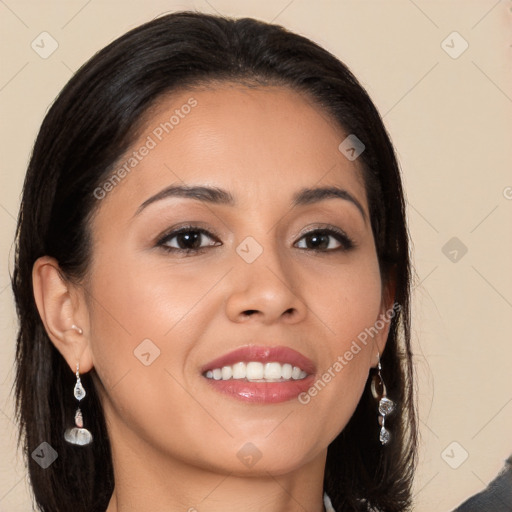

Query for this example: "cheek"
[84,250,222,418]
[84,256,211,454]
[295,254,383,435]
[86,249,207,346]
[309,250,383,349]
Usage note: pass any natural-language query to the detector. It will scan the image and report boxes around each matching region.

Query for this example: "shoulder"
[450,454,512,512]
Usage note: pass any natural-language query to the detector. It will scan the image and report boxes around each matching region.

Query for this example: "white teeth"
[291,366,302,380]
[204,361,308,381]
[282,363,292,379]
[246,362,264,380]
[221,366,232,380]
[264,362,282,380]
[232,362,246,379]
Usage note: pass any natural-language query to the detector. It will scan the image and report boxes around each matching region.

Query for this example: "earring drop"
[371,351,395,445]
[64,362,93,446]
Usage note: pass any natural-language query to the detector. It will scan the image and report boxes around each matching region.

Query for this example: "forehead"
[93,84,368,222]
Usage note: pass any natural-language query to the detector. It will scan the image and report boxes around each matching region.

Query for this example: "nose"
[224,238,307,326]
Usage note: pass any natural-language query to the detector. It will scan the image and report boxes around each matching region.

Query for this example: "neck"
[104,427,327,512]
[106,476,327,512]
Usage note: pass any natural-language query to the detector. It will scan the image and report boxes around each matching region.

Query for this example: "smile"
[204,361,308,382]
[201,345,316,403]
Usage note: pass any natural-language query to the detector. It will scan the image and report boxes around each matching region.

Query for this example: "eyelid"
[155,222,356,254]
[155,223,222,246]
[295,223,355,246]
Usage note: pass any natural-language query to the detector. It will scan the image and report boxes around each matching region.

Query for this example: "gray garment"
[451,455,512,511]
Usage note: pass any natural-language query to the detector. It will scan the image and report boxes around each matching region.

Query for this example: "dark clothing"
[452,455,512,511]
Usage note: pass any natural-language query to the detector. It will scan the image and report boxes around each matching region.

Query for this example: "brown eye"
[157,227,221,254]
[295,228,355,252]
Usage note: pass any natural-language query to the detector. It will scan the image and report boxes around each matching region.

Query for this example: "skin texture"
[32,85,393,512]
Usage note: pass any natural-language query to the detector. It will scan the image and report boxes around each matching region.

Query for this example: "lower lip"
[203,375,315,403]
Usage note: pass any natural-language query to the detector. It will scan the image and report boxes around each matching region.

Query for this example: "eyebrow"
[133,184,367,222]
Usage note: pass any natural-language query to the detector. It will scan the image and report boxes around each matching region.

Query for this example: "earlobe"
[32,256,93,373]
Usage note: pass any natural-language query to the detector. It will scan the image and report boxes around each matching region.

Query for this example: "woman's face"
[81,84,390,476]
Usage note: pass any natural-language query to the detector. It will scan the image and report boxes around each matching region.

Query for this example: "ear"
[370,273,398,368]
[32,255,94,374]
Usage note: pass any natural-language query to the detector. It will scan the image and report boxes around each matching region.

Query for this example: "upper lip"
[201,345,317,375]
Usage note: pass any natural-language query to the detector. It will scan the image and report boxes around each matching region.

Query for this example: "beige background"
[1,1,511,510]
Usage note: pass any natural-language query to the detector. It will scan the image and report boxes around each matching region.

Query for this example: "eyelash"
[156,224,356,256]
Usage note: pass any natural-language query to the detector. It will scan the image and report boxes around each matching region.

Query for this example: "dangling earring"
[64,362,93,446]
[370,351,395,445]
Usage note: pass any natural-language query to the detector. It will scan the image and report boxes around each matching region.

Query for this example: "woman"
[12,11,416,512]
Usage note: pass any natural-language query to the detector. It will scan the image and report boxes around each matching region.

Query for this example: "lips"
[201,345,316,404]
[201,345,316,375]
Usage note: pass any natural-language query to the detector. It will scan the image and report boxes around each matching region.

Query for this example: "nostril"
[243,310,258,316]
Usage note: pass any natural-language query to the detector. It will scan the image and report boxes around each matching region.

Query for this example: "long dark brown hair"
[11,11,417,511]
